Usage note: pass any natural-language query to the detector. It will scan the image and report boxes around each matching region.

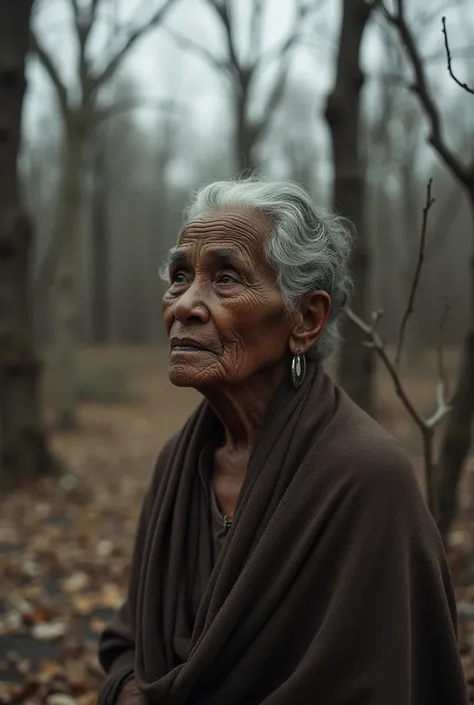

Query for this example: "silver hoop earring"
[291,346,306,388]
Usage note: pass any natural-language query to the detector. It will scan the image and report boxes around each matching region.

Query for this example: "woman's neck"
[202,363,287,457]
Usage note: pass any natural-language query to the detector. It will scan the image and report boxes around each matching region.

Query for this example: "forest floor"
[1,346,474,704]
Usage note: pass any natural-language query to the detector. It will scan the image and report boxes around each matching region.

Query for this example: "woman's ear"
[288,291,331,355]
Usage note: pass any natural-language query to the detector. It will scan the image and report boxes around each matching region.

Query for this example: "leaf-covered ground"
[1,347,474,704]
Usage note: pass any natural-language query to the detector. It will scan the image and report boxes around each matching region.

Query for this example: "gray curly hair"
[161,177,354,362]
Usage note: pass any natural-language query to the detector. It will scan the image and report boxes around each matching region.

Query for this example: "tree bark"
[437,197,474,539]
[50,122,85,429]
[90,137,109,343]
[325,0,375,416]
[0,0,55,490]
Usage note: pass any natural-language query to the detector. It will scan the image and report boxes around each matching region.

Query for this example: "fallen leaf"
[62,572,89,593]
[32,622,67,641]
[46,695,77,705]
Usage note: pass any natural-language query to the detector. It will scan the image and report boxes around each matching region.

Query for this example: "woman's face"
[162,208,296,389]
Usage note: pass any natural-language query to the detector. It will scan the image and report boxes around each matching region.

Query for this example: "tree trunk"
[235,92,257,174]
[0,0,55,490]
[90,137,109,343]
[50,123,85,429]
[325,0,375,416]
[437,196,474,539]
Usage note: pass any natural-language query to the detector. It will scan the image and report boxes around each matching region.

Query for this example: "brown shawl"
[98,361,468,705]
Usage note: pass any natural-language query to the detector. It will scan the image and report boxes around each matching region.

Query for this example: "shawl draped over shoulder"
[98,361,468,705]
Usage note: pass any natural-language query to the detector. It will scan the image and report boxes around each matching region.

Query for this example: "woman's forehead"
[174,209,273,270]
[179,208,272,245]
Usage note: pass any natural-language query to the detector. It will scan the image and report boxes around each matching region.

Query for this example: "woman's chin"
[168,363,213,388]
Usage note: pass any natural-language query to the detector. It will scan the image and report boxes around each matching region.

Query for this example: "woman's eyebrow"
[169,246,248,271]
[206,247,244,267]
[169,250,187,268]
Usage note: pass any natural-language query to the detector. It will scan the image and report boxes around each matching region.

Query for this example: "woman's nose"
[173,281,210,323]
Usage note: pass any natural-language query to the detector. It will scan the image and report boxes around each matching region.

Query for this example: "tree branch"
[91,98,179,127]
[248,0,264,65]
[206,0,241,77]
[162,25,235,79]
[89,0,179,94]
[395,179,435,366]
[345,304,449,516]
[380,1,472,187]
[345,178,453,517]
[30,31,70,117]
[253,0,313,70]
[252,59,290,141]
[427,184,463,256]
[346,307,427,429]
[251,0,313,137]
[441,16,474,95]
[68,0,100,99]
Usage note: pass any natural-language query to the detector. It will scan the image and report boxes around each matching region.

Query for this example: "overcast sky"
[24,0,473,187]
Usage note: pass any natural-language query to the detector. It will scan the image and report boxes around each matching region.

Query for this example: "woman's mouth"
[170,337,211,354]
[171,345,205,353]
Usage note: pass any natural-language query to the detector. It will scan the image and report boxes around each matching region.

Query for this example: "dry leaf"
[46,695,77,705]
[62,572,89,593]
[32,622,67,641]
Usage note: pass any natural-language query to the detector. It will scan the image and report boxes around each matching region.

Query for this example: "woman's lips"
[171,345,206,353]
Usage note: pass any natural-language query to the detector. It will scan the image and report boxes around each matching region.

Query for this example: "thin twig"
[345,289,451,520]
[395,179,435,366]
[380,1,471,187]
[345,307,426,430]
[442,16,474,95]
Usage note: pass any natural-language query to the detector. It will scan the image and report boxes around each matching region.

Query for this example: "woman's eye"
[217,273,239,285]
[171,271,188,284]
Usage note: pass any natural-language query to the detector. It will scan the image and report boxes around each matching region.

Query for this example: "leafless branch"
[30,31,70,117]
[91,98,179,127]
[346,302,449,516]
[256,0,314,68]
[427,185,463,257]
[89,0,179,94]
[68,0,99,99]
[380,0,472,187]
[69,0,80,19]
[345,180,451,517]
[252,60,291,141]
[248,0,264,65]
[206,0,241,75]
[162,25,234,78]
[441,16,474,95]
[345,307,426,429]
[395,179,435,366]
[422,45,474,66]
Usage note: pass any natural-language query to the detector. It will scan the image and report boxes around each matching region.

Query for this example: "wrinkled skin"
[162,208,330,392]
[161,206,331,516]
[115,209,331,703]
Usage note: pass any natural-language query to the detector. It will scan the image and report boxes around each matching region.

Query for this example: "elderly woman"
[98,178,468,705]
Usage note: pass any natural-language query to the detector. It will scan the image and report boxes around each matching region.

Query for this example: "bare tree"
[0,0,56,490]
[166,0,318,173]
[90,131,110,343]
[325,0,380,415]
[31,0,179,428]
[380,2,474,539]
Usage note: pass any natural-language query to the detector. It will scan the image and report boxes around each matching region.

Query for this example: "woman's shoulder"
[321,385,422,504]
